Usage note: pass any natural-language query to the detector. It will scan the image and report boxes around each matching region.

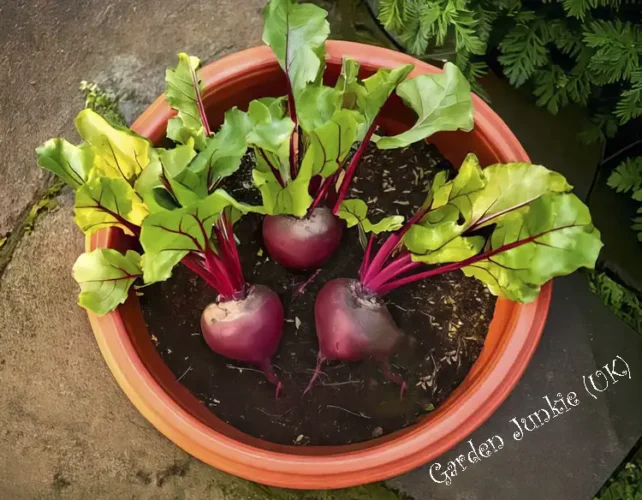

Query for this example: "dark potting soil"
[139,140,497,446]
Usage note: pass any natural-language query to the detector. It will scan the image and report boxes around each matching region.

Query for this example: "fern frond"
[561,0,591,20]
[490,0,522,12]
[584,20,642,83]
[498,11,550,87]
[616,71,642,124]
[547,19,584,58]
[455,49,489,100]
[562,0,624,19]
[608,157,642,194]
[451,8,486,55]
[565,47,594,105]
[397,0,426,55]
[589,271,642,332]
[378,0,406,32]
[533,65,569,114]
[474,5,498,43]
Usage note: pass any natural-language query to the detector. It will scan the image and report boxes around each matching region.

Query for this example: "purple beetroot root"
[304,278,407,397]
[201,284,284,397]
[262,207,343,270]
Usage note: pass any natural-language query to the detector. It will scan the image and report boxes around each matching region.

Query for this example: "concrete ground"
[1,1,641,499]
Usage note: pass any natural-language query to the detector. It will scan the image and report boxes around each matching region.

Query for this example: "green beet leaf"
[338,199,404,234]
[157,143,204,207]
[338,58,414,140]
[404,154,572,256]
[299,109,364,178]
[137,105,252,214]
[297,85,342,132]
[75,109,152,182]
[72,249,142,314]
[165,53,209,150]
[262,0,330,96]
[246,98,293,163]
[134,150,177,213]
[335,58,360,106]
[36,138,93,190]
[252,168,313,217]
[246,98,310,215]
[462,193,602,302]
[135,141,207,213]
[140,190,259,283]
[411,235,485,265]
[374,62,474,149]
[74,176,148,235]
[190,107,252,190]
[432,154,572,223]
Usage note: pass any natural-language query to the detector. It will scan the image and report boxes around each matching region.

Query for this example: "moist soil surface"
[140,139,496,446]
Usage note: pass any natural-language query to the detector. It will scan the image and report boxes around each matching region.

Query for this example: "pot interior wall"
[120,59,520,454]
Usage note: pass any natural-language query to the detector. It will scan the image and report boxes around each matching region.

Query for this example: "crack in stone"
[0,178,64,279]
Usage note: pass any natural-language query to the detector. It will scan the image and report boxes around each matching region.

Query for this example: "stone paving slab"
[387,273,642,500]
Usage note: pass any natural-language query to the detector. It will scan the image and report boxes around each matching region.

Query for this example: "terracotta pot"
[87,41,551,489]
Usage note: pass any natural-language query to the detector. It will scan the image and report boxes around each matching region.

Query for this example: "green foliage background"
[377,0,642,241]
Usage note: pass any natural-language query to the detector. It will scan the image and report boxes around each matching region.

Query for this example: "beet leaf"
[337,58,414,140]
[35,138,93,190]
[165,53,211,150]
[337,199,404,234]
[300,109,363,178]
[72,249,143,315]
[74,176,148,236]
[263,0,329,177]
[377,193,602,302]
[403,154,572,259]
[373,62,474,150]
[190,107,251,191]
[361,157,603,302]
[139,190,259,285]
[262,0,329,100]
[75,109,152,182]
[37,97,261,313]
[246,97,294,184]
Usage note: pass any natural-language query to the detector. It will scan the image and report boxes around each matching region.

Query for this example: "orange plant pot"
[87,41,551,489]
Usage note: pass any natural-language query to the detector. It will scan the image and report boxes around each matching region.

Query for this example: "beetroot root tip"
[259,360,283,398]
[303,354,326,396]
[399,380,408,401]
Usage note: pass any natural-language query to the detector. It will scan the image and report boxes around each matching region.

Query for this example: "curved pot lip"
[87,41,552,489]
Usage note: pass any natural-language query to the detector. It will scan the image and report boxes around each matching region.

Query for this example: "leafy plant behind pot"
[607,156,642,242]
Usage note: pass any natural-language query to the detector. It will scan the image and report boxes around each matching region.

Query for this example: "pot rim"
[87,41,551,489]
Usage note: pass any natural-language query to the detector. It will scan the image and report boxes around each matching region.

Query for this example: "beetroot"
[304,278,406,395]
[262,207,343,270]
[201,284,284,396]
